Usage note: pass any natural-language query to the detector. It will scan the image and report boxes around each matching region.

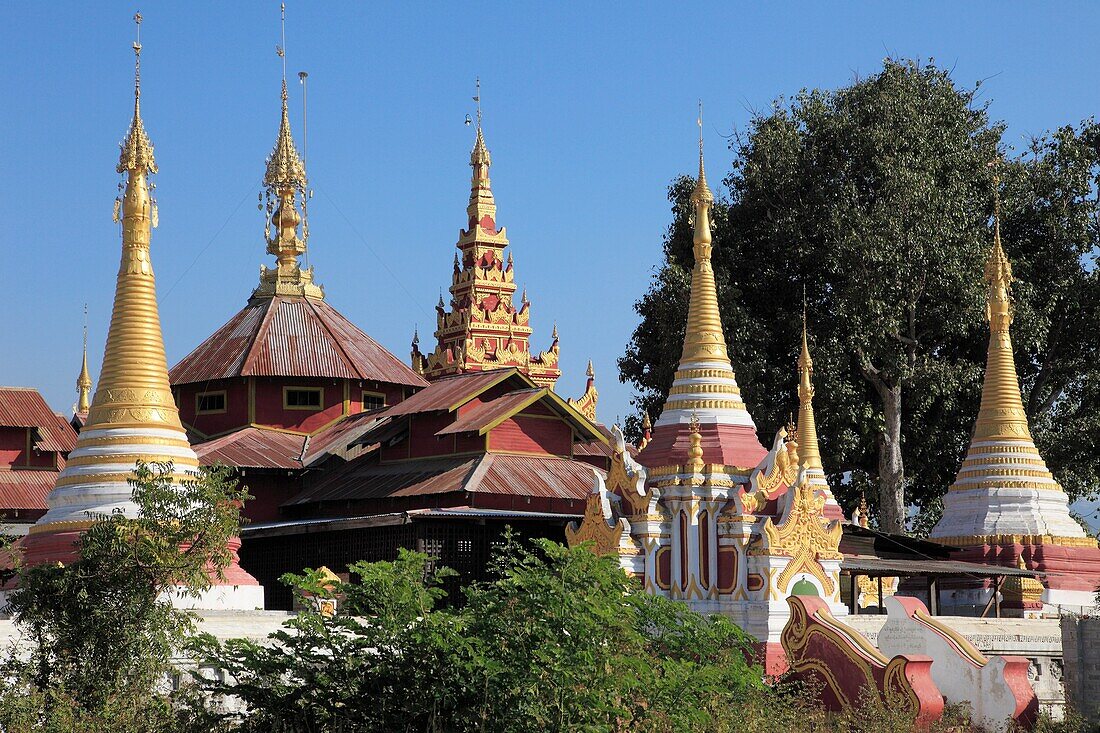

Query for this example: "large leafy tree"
[621,60,1100,533]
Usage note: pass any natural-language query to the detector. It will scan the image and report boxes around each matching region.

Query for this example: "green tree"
[621,59,1100,532]
[0,461,249,727]
[193,539,765,732]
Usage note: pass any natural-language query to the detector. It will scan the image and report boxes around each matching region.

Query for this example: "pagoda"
[411,105,561,388]
[929,185,1100,613]
[19,24,262,609]
[568,130,845,672]
[169,48,427,522]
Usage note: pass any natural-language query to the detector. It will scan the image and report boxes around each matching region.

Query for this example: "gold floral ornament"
[566,488,627,557]
[744,425,800,512]
[759,477,843,596]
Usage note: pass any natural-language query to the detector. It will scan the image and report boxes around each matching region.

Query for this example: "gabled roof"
[169,295,428,388]
[193,426,307,470]
[285,452,600,507]
[368,369,606,444]
[381,369,525,417]
[0,387,77,454]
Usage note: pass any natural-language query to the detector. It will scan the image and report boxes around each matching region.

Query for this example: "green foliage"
[0,461,249,728]
[193,540,765,732]
[621,58,1100,531]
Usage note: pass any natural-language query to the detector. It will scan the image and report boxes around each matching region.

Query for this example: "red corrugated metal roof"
[478,454,599,500]
[302,412,389,466]
[193,427,307,470]
[0,469,55,510]
[285,452,600,507]
[169,296,427,388]
[436,389,545,435]
[381,370,527,417]
[286,455,482,505]
[0,388,77,454]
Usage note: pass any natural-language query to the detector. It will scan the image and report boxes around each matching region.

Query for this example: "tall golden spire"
[678,103,728,366]
[796,306,823,472]
[255,3,322,300]
[973,178,1030,441]
[117,13,156,177]
[76,305,92,414]
[89,13,179,430]
[467,77,497,227]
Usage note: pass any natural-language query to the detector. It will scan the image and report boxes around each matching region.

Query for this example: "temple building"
[168,76,428,522]
[929,188,1100,613]
[411,111,561,388]
[17,26,262,609]
[0,388,77,532]
[567,135,846,672]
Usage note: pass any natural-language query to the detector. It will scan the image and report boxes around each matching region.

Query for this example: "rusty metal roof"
[436,389,545,435]
[169,296,428,388]
[286,455,482,504]
[193,426,307,470]
[0,388,77,454]
[842,556,1043,579]
[0,469,55,510]
[381,370,527,417]
[286,452,601,506]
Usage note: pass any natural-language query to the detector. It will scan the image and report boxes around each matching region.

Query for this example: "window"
[362,391,386,412]
[283,387,323,410]
[195,391,226,414]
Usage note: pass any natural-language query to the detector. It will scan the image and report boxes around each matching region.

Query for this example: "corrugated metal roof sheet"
[302,412,389,466]
[286,455,482,504]
[286,452,601,507]
[841,556,1043,578]
[381,370,526,417]
[436,389,544,435]
[193,427,307,469]
[478,454,599,500]
[169,296,427,388]
[0,469,55,510]
[0,388,77,454]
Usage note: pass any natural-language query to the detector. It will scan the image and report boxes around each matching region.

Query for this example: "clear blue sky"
[3,2,1099,436]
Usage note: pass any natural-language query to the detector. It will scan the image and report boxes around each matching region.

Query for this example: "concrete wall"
[846,615,1065,718]
[1061,616,1100,725]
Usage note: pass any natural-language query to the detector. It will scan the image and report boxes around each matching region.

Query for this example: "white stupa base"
[931,486,1086,540]
[162,584,265,611]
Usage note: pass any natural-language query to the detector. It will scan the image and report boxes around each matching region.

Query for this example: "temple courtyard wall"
[0,609,1089,722]
[845,615,1067,719]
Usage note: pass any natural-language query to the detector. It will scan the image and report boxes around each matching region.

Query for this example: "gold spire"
[117,13,156,176]
[679,105,729,366]
[87,14,180,430]
[254,4,321,300]
[973,178,1030,441]
[466,77,497,228]
[76,305,93,414]
[796,306,824,472]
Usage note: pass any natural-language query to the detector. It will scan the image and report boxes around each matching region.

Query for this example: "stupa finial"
[117,12,156,176]
[76,304,93,414]
[254,3,321,300]
[678,105,729,366]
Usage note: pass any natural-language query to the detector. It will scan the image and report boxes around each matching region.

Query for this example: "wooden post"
[994,576,1002,618]
[929,577,939,615]
[877,576,884,615]
[852,574,859,615]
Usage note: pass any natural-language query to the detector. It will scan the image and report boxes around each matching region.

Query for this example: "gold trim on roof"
[117,15,156,176]
[796,314,824,473]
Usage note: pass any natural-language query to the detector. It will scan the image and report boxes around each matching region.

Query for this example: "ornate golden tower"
[412,82,561,387]
[25,16,263,608]
[253,72,322,300]
[796,313,843,519]
[76,310,93,416]
[930,178,1096,612]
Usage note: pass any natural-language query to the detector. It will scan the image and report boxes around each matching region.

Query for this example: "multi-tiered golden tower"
[412,90,561,387]
[22,17,262,608]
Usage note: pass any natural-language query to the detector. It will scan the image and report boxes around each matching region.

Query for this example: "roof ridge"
[305,297,366,380]
[239,297,280,377]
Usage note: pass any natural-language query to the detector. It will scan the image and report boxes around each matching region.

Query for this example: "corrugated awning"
[842,555,1043,578]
